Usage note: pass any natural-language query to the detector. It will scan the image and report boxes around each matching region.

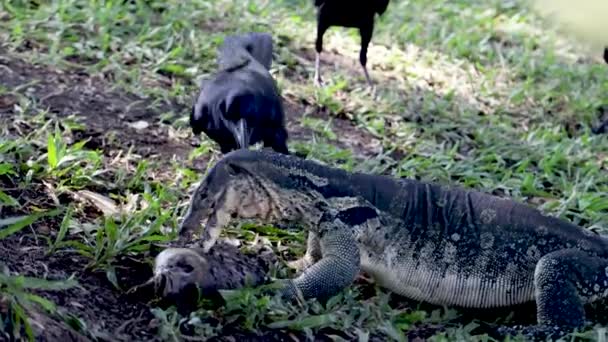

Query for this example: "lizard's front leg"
[287,232,322,272]
[280,224,360,302]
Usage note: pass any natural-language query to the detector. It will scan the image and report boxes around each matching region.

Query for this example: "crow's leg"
[314,15,330,87]
[359,23,374,88]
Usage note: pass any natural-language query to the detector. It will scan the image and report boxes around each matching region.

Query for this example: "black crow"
[190,32,289,154]
[591,49,608,134]
[312,0,390,87]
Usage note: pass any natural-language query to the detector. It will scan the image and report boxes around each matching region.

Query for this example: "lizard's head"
[151,248,209,298]
[178,150,277,251]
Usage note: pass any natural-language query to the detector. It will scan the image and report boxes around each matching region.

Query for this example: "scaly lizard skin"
[178,149,608,331]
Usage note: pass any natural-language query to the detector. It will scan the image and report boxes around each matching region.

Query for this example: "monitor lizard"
[178,149,608,335]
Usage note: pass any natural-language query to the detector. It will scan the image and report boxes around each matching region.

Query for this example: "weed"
[0,268,78,342]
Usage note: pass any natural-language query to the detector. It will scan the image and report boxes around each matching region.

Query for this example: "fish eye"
[176,261,194,273]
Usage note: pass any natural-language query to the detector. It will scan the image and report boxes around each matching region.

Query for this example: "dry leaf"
[42,181,60,206]
[73,190,120,217]
[127,120,150,130]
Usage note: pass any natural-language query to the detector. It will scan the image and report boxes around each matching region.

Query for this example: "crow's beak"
[232,118,249,149]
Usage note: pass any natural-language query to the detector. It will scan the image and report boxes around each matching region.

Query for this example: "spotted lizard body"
[178,149,608,330]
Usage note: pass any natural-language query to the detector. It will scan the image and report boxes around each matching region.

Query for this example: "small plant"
[0,209,63,240]
[0,268,78,341]
[43,122,103,191]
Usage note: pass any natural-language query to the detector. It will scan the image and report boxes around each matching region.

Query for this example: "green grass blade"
[0,273,78,291]
[47,133,58,170]
[48,205,74,254]
[0,190,19,206]
[0,208,62,239]
[24,293,57,313]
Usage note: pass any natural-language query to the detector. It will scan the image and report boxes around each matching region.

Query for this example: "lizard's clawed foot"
[287,255,315,272]
[274,279,305,306]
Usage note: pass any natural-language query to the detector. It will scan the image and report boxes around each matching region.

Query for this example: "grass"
[0,0,607,340]
[0,262,79,341]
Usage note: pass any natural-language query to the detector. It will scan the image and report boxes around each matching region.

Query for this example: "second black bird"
[190,32,289,154]
[312,0,390,87]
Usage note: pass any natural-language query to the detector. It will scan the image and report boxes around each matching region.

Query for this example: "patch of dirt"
[0,49,192,164]
[283,99,383,158]
[292,41,528,127]
[0,233,159,342]
[287,46,495,160]
[0,230,369,341]
[294,46,370,84]
[0,46,382,166]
